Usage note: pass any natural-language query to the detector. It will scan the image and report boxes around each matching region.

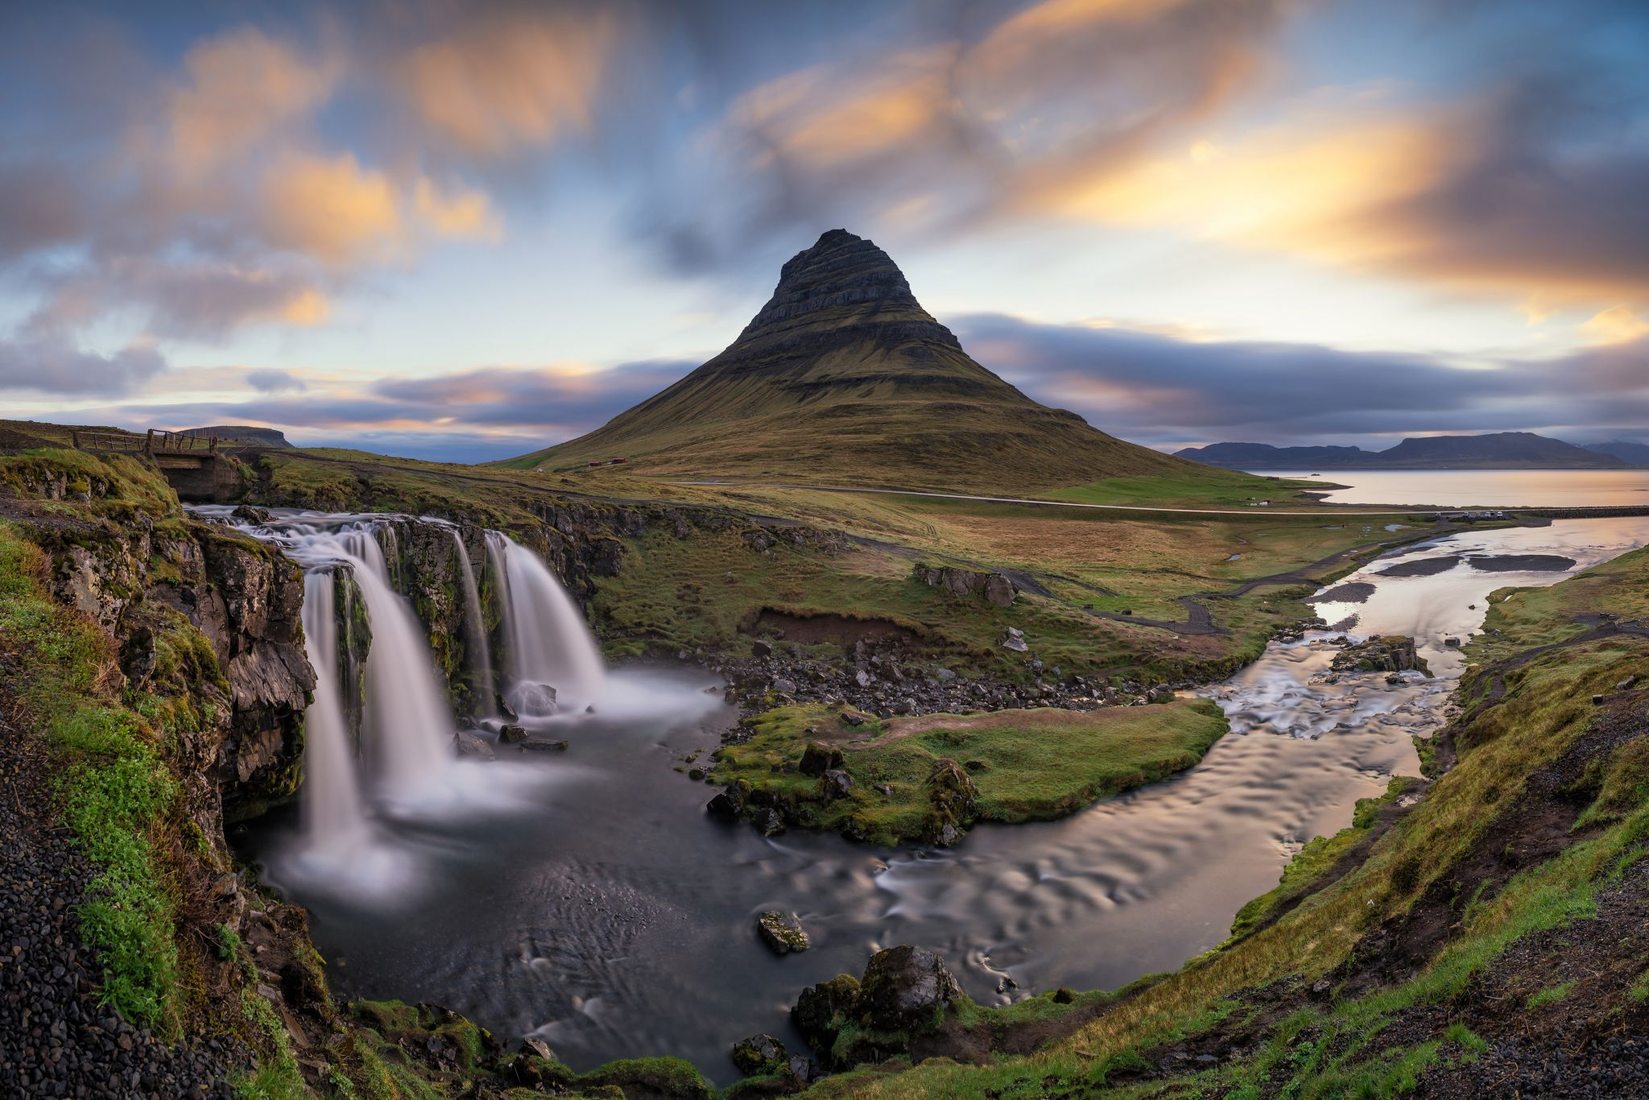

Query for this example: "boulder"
[792,974,860,1056]
[453,731,496,760]
[1330,635,1430,675]
[752,638,774,658]
[1001,632,1029,653]
[730,1033,790,1077]
[791,947,964,1071]
[517,737,569,753]
[799,742,844,776]
[757,911,812,955]
[912,563,1018,606]
[499,724,528,744]
[821,768,854,800]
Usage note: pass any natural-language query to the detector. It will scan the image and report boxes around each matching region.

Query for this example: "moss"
[713,700,1228,844]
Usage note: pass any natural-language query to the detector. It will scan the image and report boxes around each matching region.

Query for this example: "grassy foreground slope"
[798,543,1649,1097]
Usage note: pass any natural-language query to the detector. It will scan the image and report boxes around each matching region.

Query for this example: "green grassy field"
[711,700,1229,844]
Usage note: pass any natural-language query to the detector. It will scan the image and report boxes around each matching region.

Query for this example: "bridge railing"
[72,429,220,455]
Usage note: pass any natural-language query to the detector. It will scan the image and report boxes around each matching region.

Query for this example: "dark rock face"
[792,947,964,1071]
[729,228,959,356]
[912,563,1018,607]
[799,742,844,777]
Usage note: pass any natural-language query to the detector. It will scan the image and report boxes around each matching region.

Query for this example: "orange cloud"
[262,153,402,264]
[413,178,502,241]
[166,29,341,178]
[399,12,619,156]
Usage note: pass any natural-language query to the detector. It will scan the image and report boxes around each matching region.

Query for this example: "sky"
[1,0,1647,462]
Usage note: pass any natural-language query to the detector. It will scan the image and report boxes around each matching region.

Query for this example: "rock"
[792,974,860,1057]
[753,808,787,836]
[821,769,854,800]
[912,563,1018,607]
[922,758,978,846]
[752,639,774,658]
[521,1036,555,1060]
[933,667,956,681]
[1618,675,1639,691]
[229,504,271,524]
[1443,636,1462,648]
[730,1033,789,1077]
[453,731,496,760]
[498,724,528,744]
[772,677,798,695]
[706,789,742,819]
[1331,635,1429,675]
[1001,633,1029,653]
[857,946,963,1033]
[854,668,874,688]
[517,737,569,753]
[756,911,811,955]
[799,742,844,777]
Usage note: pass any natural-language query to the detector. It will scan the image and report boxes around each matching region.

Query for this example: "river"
[1259,468,1649,508]
[237,514,1649,1084]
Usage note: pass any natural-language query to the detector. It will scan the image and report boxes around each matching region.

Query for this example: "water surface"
[1260,468,1649,507]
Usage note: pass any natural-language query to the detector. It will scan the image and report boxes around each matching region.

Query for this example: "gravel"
[0,719,246,1098]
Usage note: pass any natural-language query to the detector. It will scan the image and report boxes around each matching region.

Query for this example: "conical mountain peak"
[517,229,1197,492]
[729,229,955,354]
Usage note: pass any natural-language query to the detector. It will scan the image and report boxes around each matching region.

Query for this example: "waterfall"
[490,531,606,714]
[338,545,458,795]
[299,570,368,845]
[449,528,496,715]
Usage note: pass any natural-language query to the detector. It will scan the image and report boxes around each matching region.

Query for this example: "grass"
[1048,470,1330,509]
[711,700,1229,844]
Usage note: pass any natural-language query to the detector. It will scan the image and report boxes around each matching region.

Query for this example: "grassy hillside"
[793,541,1649,1097]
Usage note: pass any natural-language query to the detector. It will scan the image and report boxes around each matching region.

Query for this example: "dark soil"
[0,716,248,1098]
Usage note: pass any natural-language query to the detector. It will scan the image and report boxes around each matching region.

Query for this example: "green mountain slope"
[506,229,1220,493]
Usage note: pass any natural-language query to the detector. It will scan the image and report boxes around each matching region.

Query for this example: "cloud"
[396,9,621,156]
[0,337,167,396]
[261,153,405,265]
[645,0,1290,269]
[246,368,306,393]
[953,312,1649,447]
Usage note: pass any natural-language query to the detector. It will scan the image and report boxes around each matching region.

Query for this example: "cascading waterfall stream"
[299,570,368,846]
[449,527,496,715]
[489,531,606,715]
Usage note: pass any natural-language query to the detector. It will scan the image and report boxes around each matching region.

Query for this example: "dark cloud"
[0,337,167,396]
[953,313,1649,448]
[246,368,306,393]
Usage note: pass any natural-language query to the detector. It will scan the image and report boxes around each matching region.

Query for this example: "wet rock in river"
[1331,635,1430,676]
[453,731,495,760]
[498,724,527,744]
[730,1033,790,1076]
[792,947,964,1070]
[757,911,811,955]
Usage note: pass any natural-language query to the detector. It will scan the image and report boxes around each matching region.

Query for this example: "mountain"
[508,229,1200,492]
[1584,440,1649,467]
[180,425,293,448]
[1179,432,1626,471]
[1174,442,1376,469]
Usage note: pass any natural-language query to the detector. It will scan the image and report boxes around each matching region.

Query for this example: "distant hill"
[180,425,293,448]
[1178,432,1627,471]
[505,229,1213,492]
[1584,440,1649,467]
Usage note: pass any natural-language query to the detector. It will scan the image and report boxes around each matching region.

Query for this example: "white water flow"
[299,570,368,846]
[449,528,496,714]
[491,532,606,715]
[340,541,459,799]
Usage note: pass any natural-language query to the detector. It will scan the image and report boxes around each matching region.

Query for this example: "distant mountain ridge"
[1584,440,1649,467]
[507,229,1215,492]
[1178,432,1634,471]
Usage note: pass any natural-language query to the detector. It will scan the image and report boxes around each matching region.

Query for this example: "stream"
[233,514,1649,1083]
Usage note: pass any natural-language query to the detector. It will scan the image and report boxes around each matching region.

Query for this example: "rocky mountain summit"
[511,229,1198,491]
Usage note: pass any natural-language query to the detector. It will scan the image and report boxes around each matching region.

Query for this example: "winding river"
[238,514,1649,1083]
